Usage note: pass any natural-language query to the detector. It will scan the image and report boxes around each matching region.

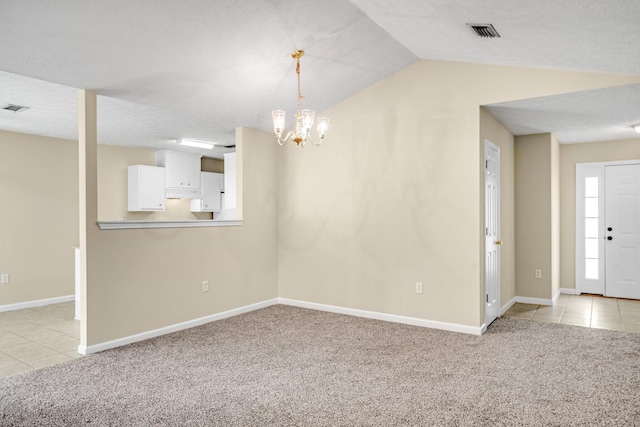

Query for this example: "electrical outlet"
[202,280,209,292]
[415,282,423,294]
[535,269,542,279]
[1,274,9,284]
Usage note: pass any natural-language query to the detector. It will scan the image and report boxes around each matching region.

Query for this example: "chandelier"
[272,50,329,147]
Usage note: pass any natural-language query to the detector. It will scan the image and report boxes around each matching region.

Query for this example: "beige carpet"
[1,305,639,426]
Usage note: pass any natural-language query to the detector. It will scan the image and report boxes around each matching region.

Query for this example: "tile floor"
[0,301,81,378]
[504,294,640,333]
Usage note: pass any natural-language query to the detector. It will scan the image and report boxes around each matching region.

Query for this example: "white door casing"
[484,140,500,326]
[604,164,640,299]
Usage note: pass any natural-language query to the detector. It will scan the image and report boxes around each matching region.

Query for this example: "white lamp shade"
[634,124,640,134]
[272,110,285,136]
[317,117,329,138]
[301,109,315,132]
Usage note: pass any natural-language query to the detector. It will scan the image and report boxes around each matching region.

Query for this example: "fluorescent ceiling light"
[178,138,214,149]
[633,124,640,134]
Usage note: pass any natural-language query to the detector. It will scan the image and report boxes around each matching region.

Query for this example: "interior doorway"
[484,139,501,326]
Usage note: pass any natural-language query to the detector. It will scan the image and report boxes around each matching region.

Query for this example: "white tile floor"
[504,294,640,332]
[0,301,81,378]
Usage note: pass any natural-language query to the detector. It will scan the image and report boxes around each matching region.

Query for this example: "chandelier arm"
[276,130,295,145]
[308,134,323,146]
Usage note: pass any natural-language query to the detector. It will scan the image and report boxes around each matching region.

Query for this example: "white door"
[605,164,640,299]
[484,140,500,326]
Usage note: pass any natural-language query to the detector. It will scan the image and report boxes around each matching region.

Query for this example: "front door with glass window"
[576,161,640,299]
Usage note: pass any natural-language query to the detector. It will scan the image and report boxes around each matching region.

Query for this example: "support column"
[78,90,98,353]
[514,133,560,303]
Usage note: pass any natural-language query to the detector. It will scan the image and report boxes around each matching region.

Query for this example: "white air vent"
[2,104,30,113]
[466,23,500,38]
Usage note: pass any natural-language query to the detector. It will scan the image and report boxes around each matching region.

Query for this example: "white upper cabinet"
[128,165,166,211]
[190,172,222,212]
[155,150,202,198]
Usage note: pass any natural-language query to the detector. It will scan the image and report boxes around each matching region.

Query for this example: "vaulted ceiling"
[0,0,639,157]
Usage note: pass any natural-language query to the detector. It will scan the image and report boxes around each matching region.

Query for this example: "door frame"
[575,159,640,296]
[484,139,501,327]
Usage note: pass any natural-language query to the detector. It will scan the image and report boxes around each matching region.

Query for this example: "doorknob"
[607,227,613,231]
[495,240,503,245]
[607,236,613,241]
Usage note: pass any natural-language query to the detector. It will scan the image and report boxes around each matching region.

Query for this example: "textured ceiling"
[0,0,417,156]
[351,0,640,74]
[485,83,640,144]
[0,0,639,157]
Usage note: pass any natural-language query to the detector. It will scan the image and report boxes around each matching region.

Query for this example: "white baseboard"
[514,296,554,306]
[80,297,489,355]
[500,297,517,315]
[0,295,74,313]
[79,298,279,355]
[277,298,484,336]
[500,292,572,312]
[560,288,578,295]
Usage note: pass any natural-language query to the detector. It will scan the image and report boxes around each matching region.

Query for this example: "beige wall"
[0,130,228,308]
[0,130,79,306]
[514,133,559,300]
[559,138,640,290]
[78,90,97,345]
[84,127,278,346]
[277,59,640,327]
[6,60,640,346]
[1,119,276,347]
[201,157,223,173]
[479,108,516,310]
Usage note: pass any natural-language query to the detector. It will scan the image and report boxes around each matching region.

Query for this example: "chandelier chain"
[296,56,304,116]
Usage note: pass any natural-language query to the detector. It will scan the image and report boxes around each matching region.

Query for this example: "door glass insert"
[585,258,599,280]
[585,177,598,198]
[585,238,598,259]
[585,218,599,238]
[584,176,599,279]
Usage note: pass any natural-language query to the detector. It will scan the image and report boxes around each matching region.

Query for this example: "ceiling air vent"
[466,23,500,38]
[2,104,30,113]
